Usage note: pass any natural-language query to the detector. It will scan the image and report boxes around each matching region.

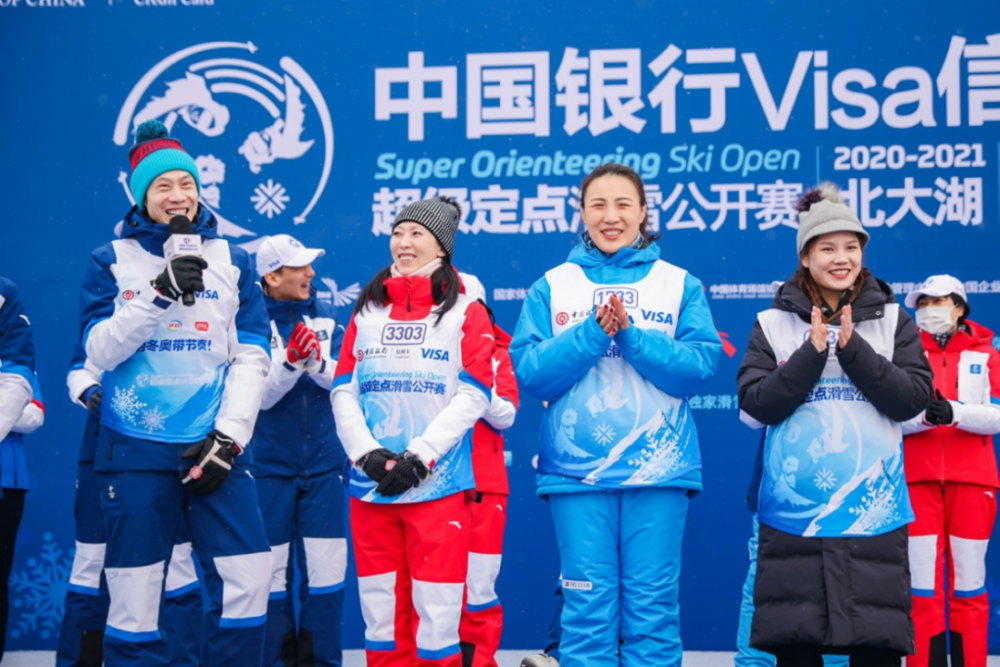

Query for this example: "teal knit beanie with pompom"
[128,119,201,212]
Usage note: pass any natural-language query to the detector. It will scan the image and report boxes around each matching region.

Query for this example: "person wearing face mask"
[900,275,1000,667]
[737,183,933,667]
[509,163,722,667]
[331,196,495,667]
[251,234,347,667]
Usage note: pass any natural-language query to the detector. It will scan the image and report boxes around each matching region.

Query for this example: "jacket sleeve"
[81,245,178,371]
[407,301,494,466]
[307,315,343,392]
[509,277,611,403]
[259,354,303,411]
[949,346,1000,435]
[331,316,384,463]
[614,273,721,397]
[0,280,35,441]
[66,341,102,408]
[483,325,519,431]
[837,308,933,422]
[737,318,827,426]
[214,248,272,448]
[11,375,43,435]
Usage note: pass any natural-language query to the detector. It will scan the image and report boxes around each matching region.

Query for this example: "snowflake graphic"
[847,475,901,535]
[9,532,72,640]
[814,467,837,492]
[140,405,168,433]
[593,423,616,446]
[111,385,146,425]
[251,179,290,218]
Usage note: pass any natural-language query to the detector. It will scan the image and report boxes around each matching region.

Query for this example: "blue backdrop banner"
[2,0,1000,652]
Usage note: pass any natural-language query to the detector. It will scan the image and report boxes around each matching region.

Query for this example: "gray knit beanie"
[393,196,462,259]
[795,183,869,255]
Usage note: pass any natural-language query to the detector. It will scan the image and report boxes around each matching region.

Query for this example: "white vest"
[757,304,913,537]
[101,238,239,443]
[539,260,701,488]
[347,298,477,503]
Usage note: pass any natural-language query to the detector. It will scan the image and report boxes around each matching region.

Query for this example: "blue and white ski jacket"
[66,341,102,464]
[510,241,721,496]
[79,207,271,471]
[0,277,40,489]
[250,291,346,477]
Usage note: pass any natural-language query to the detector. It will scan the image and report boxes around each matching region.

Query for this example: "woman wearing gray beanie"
[331,196,496,667]
[737,184,933,667]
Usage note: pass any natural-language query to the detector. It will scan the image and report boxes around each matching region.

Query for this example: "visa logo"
[421,348,450,361]
[195,290,219,300]
[640,310,674,324]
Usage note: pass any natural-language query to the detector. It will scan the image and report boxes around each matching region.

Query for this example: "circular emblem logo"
[113,41,334,253]
[356,349,365,362]
[167,320,182,331]
[555,312,570,326]
[122,290,135,301]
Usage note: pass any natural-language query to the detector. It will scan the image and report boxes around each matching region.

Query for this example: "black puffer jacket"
[738,272,933,654]
[738,271,932,426]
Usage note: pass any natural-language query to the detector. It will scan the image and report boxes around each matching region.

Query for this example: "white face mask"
[916,305,956,335]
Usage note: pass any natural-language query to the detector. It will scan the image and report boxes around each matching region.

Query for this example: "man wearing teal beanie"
[77,119,274,667]
[128,119,201,215]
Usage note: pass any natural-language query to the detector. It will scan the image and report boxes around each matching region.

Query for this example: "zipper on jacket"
[107,432,114,460]
[940,354,947,480]
[407,289,412,313]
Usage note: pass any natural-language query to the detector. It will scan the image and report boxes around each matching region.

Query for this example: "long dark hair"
[579,163,661,248]
[352,261,461,326]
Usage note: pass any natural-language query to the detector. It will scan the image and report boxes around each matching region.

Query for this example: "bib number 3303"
[381,323,427,345]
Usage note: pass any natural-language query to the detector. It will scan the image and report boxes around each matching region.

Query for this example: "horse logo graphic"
[113,41,334,252]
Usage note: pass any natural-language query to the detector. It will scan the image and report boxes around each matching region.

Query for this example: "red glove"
[286,322,321,372]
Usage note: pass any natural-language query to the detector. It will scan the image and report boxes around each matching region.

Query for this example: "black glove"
[357,448,398,483]
[80,386,101,416]
[180,429,239,496]
[925,390,954,426]
[153,255,208,302]
[375,451,430,498]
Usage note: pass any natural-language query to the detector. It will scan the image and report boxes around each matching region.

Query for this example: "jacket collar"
[263,289,316,319]
[771,269,895,324]
[567,239,661,269]
[120,206,219,256]
[384,274,437,321]
[921,319,995,353]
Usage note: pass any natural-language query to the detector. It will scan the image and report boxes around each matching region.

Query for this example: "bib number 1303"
[381,323,427,345]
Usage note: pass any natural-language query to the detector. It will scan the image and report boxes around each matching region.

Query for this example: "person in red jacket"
[456,274,519,667]
[902,274,1000,667]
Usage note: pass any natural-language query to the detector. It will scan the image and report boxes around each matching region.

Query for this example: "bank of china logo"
[112,41,333,253]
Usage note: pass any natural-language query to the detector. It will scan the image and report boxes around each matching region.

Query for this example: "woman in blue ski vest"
[510,163,722,667]
[737,184,933,667]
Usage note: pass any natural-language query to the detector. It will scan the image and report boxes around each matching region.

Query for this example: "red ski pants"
[350,493,470,667]
[908,481,997,667]
[459,493,507,667]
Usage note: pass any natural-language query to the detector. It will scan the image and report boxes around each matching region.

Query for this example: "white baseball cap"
[904,274,967,309]
[255,234,325,277]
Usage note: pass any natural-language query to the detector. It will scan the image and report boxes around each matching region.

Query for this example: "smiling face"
[144,170,199,224]
[264,264,315,302]
[581,174,646,254]
[390,222,446,276]
[801,231,863,306]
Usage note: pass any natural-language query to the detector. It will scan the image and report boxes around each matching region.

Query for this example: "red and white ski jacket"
[902,320,1000,487]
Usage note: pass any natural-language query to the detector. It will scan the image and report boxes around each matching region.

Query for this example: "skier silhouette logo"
[113,41,334,253]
